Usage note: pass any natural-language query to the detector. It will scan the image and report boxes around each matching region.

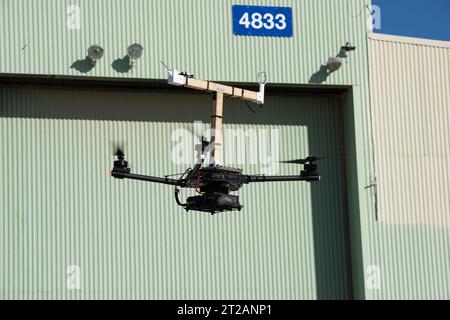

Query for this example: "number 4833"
[239,12,287,30]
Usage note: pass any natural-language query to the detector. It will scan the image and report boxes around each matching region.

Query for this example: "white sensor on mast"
[165,66,267,165]
[256,71,267,105]
[167,69,186,86]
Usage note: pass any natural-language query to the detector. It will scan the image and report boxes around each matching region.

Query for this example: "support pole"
[211,92,224,165]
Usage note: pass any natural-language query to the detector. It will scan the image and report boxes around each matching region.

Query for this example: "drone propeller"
[110,141,131,175]
[112,142,126,159]
[279,156,323,178]
[200,136,215,151]
[115,147,124,157]
[279,156,324,165]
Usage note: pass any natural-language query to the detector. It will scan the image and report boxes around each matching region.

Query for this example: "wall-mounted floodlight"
[87,45,104,66]
[341,41,356,52]
[326,57,343,73]
[127,43,143,67]
[326,41,356,74]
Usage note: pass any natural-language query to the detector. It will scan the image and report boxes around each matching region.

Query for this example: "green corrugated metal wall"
[0,0,379,299]
[0,86,350,299]
[2,0,448,300]
[0,0,371,85]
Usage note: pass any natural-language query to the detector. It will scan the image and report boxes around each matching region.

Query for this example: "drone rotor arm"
[245,174,320,183]
[111,170,185,186]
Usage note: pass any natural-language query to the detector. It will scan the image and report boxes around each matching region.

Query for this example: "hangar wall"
[0,0,377,299]
[367,33,450,299]
[0,87,351,299]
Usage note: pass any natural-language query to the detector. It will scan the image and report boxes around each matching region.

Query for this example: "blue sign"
[232,5,293,37]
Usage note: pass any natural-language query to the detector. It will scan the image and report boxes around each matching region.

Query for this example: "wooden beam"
[231,87,243,98]
[207,82,233,95]
[178,75,258,103]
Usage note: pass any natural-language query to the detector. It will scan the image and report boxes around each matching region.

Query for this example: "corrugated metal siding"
[367,33,450,299]
[0,86,351,299]
[0,0,378,299]
[0,0,370,86]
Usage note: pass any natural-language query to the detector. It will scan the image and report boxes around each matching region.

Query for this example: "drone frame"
[111,68,321,213]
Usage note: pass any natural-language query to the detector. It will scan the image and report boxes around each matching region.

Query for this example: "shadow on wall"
[309,50,349,84]
[70,55,134,73]
[309,65,329,84]
[0,87,356,299]
[306,98,354,299]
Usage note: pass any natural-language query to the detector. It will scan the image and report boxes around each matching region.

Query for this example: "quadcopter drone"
[111,68,321,214]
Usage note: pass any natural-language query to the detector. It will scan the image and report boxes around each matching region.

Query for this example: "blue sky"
[372,0,450,41]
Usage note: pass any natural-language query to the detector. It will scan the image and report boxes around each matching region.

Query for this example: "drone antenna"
[160,61,170,72]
